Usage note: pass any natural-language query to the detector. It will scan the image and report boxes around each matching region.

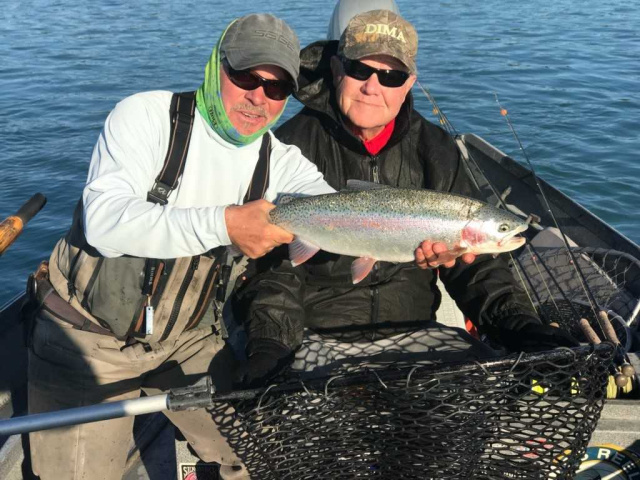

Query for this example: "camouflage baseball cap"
[338,9,418,74]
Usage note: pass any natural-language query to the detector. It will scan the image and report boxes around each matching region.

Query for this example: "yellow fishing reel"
[530,377,580,396]
[607,369,636,399]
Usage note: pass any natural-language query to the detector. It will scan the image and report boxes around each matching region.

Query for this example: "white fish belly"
[292,215,462,262]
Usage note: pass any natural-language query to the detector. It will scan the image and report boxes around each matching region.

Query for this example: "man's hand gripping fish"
[269,181,528,284]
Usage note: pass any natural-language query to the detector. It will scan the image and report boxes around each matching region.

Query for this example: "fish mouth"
[498,235,526,251]
[497,224,528,250]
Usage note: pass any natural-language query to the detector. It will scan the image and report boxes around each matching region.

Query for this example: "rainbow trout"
[269,181,528,284]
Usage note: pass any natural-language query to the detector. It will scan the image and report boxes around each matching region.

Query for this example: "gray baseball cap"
[327,0,400,41]
[220,14,301,89]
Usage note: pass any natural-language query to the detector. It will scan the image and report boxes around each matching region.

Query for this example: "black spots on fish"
[273,187,513,231]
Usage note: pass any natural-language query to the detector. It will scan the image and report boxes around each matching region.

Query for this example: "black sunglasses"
[340,57,410,88]
[223,59,295,101]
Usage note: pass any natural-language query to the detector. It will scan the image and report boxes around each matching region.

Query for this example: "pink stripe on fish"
[462,224,487,246]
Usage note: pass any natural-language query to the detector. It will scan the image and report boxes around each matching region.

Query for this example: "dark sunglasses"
[341,57,410,88]
[223,59,295,101]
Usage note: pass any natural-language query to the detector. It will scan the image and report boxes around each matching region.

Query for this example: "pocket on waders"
[81,256,149,339]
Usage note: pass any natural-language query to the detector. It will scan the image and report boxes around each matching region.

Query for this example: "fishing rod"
[416,84,634,385]
[415,81,547,321]
[418,80,615,331]
[416,82,634,386]
[0,193,47,257]
[494,95,601,319]
[493,94,635,382]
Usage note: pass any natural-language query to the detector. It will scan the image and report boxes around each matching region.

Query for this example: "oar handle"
[15,193,47,224]
[0,193,47,257]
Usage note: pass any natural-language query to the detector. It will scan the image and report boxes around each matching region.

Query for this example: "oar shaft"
[0,193,47,257]
[0,216,24,257]
[0,394,168,436]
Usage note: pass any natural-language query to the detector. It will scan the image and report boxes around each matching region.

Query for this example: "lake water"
[1,0,638,303]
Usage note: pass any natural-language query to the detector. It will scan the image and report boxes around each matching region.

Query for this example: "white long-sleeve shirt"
[83,91,335,258]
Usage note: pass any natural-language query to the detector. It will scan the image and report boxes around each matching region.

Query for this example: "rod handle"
[579,318,601,344]
[598,310,621,346]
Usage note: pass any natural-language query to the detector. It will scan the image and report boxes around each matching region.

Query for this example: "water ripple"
[0,0,638,301]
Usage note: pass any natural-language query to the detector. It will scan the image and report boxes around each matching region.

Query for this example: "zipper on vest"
[370,156,380,183]
[132,261,166,336]
[370,263,380,341]
[184,262,220,331]
[368,155,380,338]
[159,256,200,341]
[67,249,84,301]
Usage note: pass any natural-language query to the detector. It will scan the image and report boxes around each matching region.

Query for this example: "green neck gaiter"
[196,21,288,147]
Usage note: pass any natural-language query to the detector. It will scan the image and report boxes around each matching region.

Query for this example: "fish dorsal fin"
[345,180,392,191]
[275,192,308,205]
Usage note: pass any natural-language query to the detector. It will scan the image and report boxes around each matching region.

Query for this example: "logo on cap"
[339,10,418,74]
[252,29,297,52]
[363,24,407,43]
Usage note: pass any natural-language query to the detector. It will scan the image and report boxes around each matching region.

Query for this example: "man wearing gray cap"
[27,13,332,480]
[236,8,576,385]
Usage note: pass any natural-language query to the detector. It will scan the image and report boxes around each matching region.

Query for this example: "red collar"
[362,119,395,156]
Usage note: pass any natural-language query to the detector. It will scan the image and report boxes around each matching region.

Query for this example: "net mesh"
[516,247,640,347]
[210,345,613,479]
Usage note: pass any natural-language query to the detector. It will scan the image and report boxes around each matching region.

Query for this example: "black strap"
[147,91,197,205]
[146,91,271,206]
[243,134,271,203]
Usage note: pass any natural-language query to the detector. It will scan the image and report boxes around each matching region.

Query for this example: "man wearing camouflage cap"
[236,7,575,385]
[27,13,334,480]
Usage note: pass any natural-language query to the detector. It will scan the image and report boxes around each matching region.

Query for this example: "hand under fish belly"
[270,183,528,284]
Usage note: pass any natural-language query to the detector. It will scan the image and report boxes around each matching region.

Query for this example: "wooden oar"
[0,193,47,257]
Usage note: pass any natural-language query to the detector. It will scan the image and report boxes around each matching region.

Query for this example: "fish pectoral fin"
[344,179,392,191]
[289,237,321,267]
[351,257,377,284]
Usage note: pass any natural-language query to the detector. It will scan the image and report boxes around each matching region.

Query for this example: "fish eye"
[498,223,510,233]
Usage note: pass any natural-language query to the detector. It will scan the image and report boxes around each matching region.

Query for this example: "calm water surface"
[1,0,638,303]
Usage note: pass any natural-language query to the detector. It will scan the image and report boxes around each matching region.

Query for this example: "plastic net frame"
[516,247,640,344]
[209,345,613,479]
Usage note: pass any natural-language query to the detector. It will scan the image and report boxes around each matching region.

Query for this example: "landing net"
[211,345,613,479]
[518,247,640,347]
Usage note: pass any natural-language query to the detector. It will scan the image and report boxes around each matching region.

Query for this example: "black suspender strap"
[243,134,271,203]
[213,134,271,336]
[146,91,271,206]
[147,91,197,205]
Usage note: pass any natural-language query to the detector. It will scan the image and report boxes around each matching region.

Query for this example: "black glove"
[234,340,293,389]
[497,315,581,353]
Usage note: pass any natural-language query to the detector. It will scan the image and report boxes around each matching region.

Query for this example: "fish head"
[462,207,529,255]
